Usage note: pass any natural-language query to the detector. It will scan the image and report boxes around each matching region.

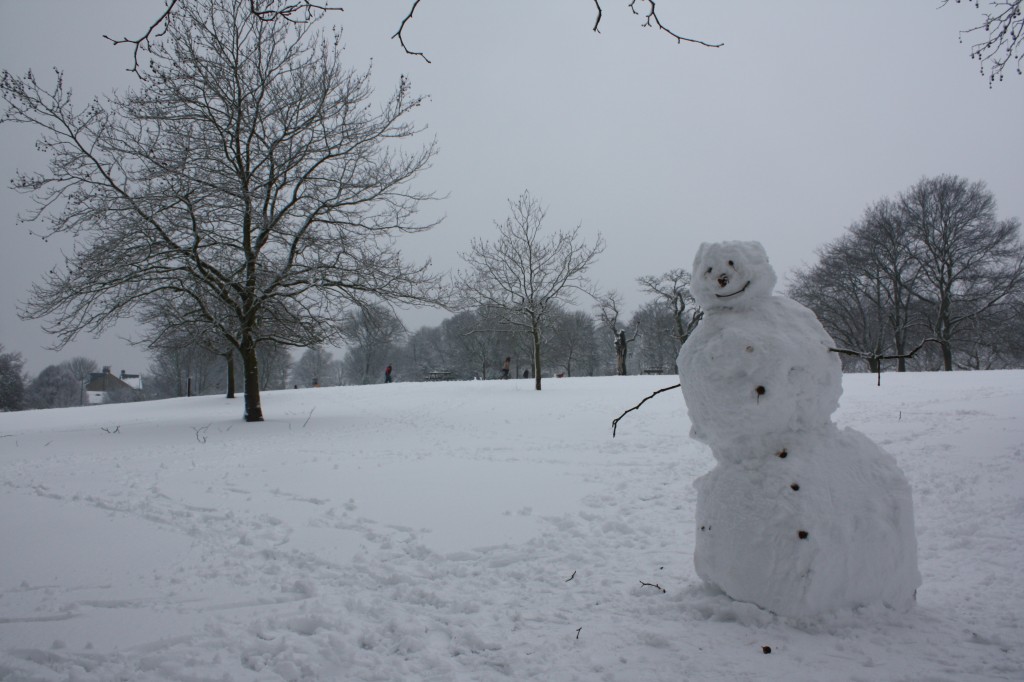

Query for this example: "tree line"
[3,172,1020,412]
[0,260,699,409]
[790,175,1024,372]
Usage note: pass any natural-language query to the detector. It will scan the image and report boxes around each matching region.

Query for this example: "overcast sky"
[1,0,1022,374]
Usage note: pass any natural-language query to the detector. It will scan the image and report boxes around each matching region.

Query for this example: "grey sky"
[1,1,1022,374]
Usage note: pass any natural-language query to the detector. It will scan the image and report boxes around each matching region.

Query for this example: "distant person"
[501,356,510,379]
[523,368,529,379]
[385,364,393,383]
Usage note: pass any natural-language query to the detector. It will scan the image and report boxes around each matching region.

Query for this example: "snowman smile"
[715,280,751,298]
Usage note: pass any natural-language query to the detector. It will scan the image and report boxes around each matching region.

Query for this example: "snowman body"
[678,241,920,617]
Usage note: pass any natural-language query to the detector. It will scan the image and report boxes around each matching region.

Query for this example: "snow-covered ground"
[1,371,1021,681]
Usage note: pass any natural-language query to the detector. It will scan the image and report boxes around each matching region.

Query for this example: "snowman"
[677,241,920,617]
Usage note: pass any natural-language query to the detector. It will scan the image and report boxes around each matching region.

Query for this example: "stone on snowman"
[677,241,920,617]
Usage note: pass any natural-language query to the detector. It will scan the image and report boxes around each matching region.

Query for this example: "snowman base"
[693,426,920,617]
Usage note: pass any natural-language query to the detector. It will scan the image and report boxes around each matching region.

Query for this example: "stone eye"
[705,267,713,275]
[728,260,734,267]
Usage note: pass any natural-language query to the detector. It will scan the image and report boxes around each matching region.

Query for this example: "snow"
[679,241,919,617]
[1,372,1022,681]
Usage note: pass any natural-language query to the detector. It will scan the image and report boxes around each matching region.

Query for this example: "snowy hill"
[1,372,1021,681]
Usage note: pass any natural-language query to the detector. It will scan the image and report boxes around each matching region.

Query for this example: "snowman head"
[691,241,777,311]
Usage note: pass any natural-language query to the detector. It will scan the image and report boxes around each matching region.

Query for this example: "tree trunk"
[225,349,236,399]
[614,330,628,375]
[241,333,263,421]
[939,307,953,371]
[532,325,542,391]
[941,340,953,371]
[895,336,907,373]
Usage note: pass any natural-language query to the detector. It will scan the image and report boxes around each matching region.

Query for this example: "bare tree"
[899,175,1024,371]
[138,292,241,397]
[790,238,893,373]
[547,307,600,378]
[0,345,27,412]
[257,341,293,390]
[849,199,924,372]
[340,305,406,384]
[25,364,80,409]
[628,300,680,373]
[59,356,98,406]
[2,0,443,421]
[943,0,1023,84]
[595,291,638,375]
[399,324,445,380]
[637,268,702,347]
[291,345,340,387]
[457,191,604,390]
[441,309,507,380]
[145,332,225,398]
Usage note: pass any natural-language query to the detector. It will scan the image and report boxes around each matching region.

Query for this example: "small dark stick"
[639,580,666,593]
[576,627,583,640]
[829,338,938,386]
[611,384,681,437]
[565,570,576,583]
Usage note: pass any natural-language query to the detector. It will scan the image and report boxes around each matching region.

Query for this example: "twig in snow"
[639,580,666,593]
[192,425,210,443]
[611,384,680,437]
[302,407,316,428]
[565,570,576,582]
[100,425,121,434]
[576,626,583,639]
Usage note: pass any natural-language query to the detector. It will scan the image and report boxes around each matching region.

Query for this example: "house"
[85,366,143,405]
[118,369,143,391]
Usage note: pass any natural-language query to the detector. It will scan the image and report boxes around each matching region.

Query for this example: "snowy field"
[1,371,1021,681]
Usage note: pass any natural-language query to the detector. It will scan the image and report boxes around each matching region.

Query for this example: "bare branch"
[829,338,940,386]
[628,0,723,48]
[392,0,432,63]
[611,383,680,437]
[103,0,179,75]
[121,1,719,75]
[942,0,1023,85]
[105,0,344,75]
